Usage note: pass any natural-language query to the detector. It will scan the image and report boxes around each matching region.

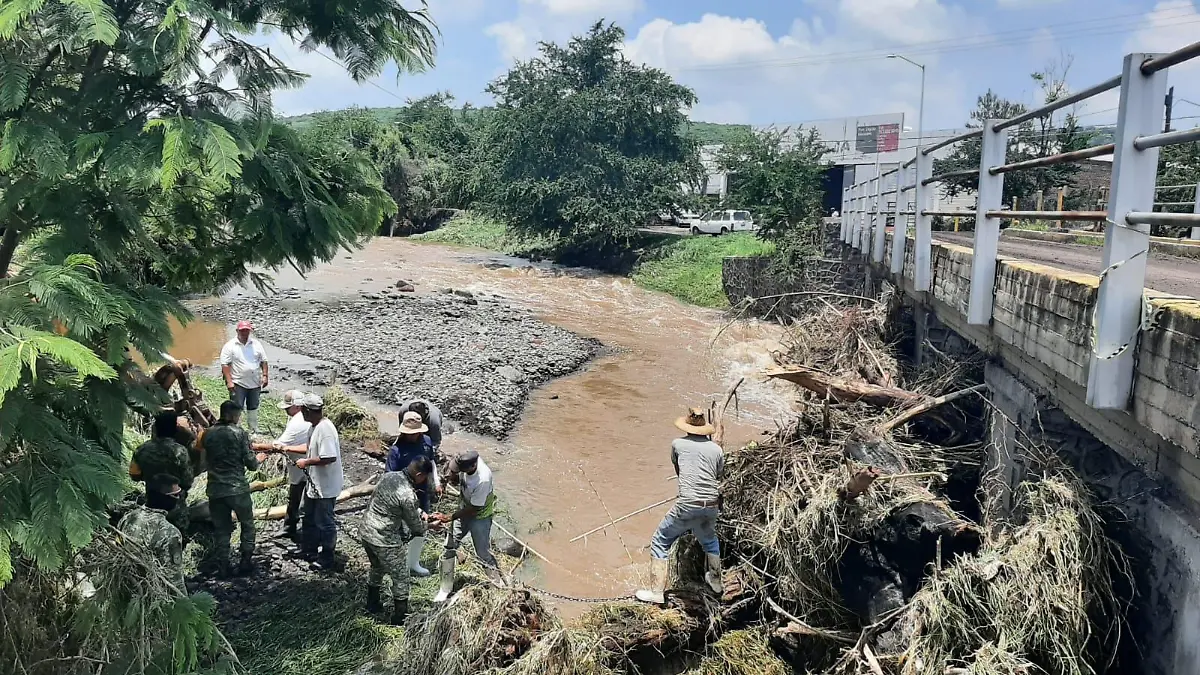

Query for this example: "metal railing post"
[855,182,867,251]
[914,149,934,291]
[967,120,1009,325]
[843,184,854,244]
[862,177,877,252]
[890,164,908,275]
[872,169,889,263]
[1086,53,1168,410]
[846,184,856,246]
[1191,183,1199,240]
[840,187,849,242]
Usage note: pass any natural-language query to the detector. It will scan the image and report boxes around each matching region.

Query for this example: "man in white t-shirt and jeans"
[220,320,269,433]
[253,390,311,540]
[296,393,344,570]
[431,450,500,602]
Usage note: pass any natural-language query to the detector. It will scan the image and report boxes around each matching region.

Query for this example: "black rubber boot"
[215,558,231,579]
[389,598,408,626]
[365,585,383,614]
[316,551,340,572]
[236,551,255,577]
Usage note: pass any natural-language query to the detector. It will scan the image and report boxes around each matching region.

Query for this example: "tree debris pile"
[720,297,1132,674]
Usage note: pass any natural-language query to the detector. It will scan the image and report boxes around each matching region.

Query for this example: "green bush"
[632,234,774,308]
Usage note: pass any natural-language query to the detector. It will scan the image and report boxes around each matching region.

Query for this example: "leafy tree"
[0,0,435,670]
[934,59,1095,211]
[716,126,829,263]
[476,21,700,264]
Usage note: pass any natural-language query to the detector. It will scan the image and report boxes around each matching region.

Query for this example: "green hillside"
[282,106,750,143]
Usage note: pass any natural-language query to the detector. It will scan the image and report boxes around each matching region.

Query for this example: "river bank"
[171,236,791,620]
[194,288,601,437]
[412,213,774,308]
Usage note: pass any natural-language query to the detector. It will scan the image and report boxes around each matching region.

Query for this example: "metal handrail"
[922,168,977,186]
[921,129,983,156]
[1132,126,1200,151]
[1141,40,1200,74]
[986,210,1108,221]
[989,144,1115,175]
[1125,211,1200,226]
[992,77,1122,133]
[922,210,975,218]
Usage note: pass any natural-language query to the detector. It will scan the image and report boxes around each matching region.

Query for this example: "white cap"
[302,393,324,409]
[279,390,306,409]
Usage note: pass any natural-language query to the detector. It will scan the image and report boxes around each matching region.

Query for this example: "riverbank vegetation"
[0,0,438,671]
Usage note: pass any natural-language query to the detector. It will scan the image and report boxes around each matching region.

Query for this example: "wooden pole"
[876,383,988,433]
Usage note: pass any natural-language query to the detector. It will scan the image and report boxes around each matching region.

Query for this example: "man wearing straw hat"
[386,411,441,577]
[636,407,726,605]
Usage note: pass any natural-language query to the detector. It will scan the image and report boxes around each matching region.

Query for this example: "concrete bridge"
[853,229,1200,674]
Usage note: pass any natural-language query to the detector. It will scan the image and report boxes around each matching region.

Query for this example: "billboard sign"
[757,113,907,166]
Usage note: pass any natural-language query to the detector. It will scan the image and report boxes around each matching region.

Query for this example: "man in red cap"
[220,320,269,433]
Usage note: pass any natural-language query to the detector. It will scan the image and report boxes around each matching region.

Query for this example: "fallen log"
[254,481,377,520]
[764,366,923,408]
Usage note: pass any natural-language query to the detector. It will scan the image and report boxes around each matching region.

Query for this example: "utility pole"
[1164,86,1174,132]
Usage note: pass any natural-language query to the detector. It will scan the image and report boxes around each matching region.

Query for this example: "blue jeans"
[230,384,261,411]
[302,497,337,554]
[441,516,497,569]
[650,504,720,559]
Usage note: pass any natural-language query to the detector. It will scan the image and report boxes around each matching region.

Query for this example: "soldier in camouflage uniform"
[359,455,433,625]
[203,400,265,577]
[130,411,194,535]
[118,474,187,592]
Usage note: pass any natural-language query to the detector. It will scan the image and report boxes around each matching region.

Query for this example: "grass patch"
[413,212,556,258]
[631,233,774,308]
[1008,219,1053,232]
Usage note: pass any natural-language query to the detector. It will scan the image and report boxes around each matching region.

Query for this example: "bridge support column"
[914,148,934,291]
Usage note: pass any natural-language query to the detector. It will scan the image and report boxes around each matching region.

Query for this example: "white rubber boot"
[246,409,259,434]
[432,557,456,603]
[407,536,430,577]
[704,553,724,594]
[634,558,668,605]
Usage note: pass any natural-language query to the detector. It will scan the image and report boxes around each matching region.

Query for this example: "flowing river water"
[168,238,794,611]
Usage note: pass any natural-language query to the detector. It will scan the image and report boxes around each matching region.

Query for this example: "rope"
[1090,225,1150,361]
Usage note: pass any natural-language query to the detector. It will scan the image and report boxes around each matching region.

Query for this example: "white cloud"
[486,20,541,62]
[520,0,642,16]
[994,0,1068,7]
[426,0,488,23]
[1125,1,1200,123]
[623,3,974,129]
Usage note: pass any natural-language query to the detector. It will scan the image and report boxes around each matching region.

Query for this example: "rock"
[394,280,416,292]
[497,366,526,384]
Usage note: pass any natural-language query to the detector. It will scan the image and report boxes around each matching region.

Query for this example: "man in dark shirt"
[130,411,194,534]
[397,399,444,449]
[203,400,266,577]
[385,411,440,577]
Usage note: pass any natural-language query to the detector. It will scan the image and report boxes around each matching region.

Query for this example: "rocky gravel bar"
[197,288,602,437]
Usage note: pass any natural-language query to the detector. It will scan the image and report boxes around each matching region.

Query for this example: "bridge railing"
[839,41,1200,412]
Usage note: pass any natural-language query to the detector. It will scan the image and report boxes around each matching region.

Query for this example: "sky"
[263,0,1200,133]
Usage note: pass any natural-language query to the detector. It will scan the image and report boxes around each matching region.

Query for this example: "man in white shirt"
[431,450,500,602]
[253,390,310,540]
[220,320,269,433]
[297,393,344,570]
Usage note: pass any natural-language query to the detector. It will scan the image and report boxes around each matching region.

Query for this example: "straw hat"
[675,407,715,436]
[399,411,429,435]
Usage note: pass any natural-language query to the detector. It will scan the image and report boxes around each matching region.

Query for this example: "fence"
[840,41,1200,413]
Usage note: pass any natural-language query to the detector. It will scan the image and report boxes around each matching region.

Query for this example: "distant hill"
[281,107,751,144]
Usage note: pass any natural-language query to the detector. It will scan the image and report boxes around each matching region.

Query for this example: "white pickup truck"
[691,209,756,235]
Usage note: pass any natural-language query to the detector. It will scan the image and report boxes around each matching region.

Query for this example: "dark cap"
[451,450,479,471]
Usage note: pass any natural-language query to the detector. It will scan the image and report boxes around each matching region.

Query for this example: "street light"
[887,54,926,158]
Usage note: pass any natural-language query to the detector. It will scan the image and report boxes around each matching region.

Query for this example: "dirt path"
[934,231,1198,297]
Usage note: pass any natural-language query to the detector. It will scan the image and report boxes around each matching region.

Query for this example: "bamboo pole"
[569,496,677,543]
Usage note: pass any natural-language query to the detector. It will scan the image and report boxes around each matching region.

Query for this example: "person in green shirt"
[204,400,267,577]
[129,411,194,535]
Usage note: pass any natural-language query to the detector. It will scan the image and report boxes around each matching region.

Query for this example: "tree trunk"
[765,366,924,408]
[0,227,20,278]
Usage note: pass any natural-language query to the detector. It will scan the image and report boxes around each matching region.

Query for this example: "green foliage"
[716,126,829,268]
[684,120,753,145]
[631,233,774,308]
[474,22,700,265]
[1155,141,1200,235]
[0,0,437,671]
[934,61,1096,207]
[414,211,557,258]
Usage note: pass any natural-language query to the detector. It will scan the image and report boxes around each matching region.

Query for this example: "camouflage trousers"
[210,492,255,559]
[363,541,411,601]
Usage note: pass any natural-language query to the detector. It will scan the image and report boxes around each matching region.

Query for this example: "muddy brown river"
[169,238,793,611]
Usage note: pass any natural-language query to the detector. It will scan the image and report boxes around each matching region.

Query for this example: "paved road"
[934,231,1198,298]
